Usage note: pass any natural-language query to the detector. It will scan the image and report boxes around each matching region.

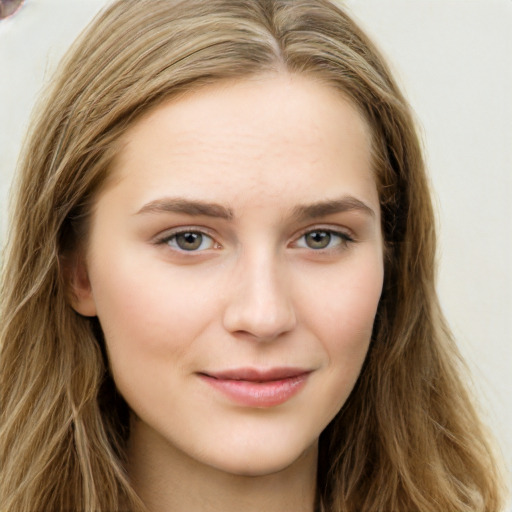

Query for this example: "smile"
[198,367,311,408]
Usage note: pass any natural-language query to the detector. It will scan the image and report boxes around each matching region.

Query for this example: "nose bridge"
[222,246,296,340]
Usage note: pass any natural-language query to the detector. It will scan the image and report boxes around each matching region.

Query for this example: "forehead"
[107,73,377,212]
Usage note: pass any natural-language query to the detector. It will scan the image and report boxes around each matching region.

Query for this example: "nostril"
[223,302,297,342]
[222,262,297,340]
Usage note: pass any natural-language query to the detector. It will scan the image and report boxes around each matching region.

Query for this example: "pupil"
[177,232,202,250]
[306,231,330,249]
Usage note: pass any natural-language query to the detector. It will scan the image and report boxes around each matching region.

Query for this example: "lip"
[198,367,311,408]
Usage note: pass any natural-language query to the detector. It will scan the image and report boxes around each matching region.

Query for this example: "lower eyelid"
[155,229,216,249]
[175,234,214,250]
[294,229,353,247]
[153,227,355,252]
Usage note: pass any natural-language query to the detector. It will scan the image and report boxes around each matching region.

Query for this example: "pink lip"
[198,367,311,408]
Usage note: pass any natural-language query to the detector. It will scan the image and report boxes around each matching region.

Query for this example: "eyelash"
[292,228,354,251]
[154,227,355,253]
[155,228,218,252]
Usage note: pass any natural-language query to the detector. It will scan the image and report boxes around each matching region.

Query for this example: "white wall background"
[1,0,511,502]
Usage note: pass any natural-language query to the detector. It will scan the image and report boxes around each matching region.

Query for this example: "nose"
[222,253,297,341]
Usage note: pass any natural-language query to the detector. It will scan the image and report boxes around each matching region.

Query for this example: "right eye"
[159,231,217,252]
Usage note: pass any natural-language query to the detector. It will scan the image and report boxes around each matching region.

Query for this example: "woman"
[0,0,507,510]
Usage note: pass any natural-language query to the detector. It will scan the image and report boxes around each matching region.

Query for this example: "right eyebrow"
[135,197,234,220]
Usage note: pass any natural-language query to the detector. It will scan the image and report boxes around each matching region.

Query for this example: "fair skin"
[72,74,384,512]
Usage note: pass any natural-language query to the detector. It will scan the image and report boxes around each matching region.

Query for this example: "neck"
[127,420,318,512]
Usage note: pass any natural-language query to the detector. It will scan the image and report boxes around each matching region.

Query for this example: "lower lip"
[199,373,310,408]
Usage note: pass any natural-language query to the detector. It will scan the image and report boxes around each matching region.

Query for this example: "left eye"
[295,230,350,250]
[163,231,216,251]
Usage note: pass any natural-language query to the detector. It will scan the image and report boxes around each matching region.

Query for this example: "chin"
[205,439,318,478]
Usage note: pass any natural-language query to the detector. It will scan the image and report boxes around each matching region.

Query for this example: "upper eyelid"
[292,224,355,240]
[292,229,353,246]
[151,223,356,245]
[154,228,219,253]
[153,225,217,241]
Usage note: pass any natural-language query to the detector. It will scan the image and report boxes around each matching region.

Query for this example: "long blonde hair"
[0,0,507,510]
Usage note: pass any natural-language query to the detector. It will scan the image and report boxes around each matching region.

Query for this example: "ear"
[63,252,97,317]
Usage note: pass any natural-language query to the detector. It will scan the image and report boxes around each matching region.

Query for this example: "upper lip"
[200,367,312,382]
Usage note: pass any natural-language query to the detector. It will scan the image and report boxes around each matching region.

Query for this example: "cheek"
[304,253,383,342]
[299,255,383,401]
[88,249,222,371]
[88,256,227,423]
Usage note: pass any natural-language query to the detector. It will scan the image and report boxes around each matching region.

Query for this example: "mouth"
[198,367,312,408]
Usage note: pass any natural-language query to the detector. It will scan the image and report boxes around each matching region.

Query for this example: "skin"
[72,73,384,512]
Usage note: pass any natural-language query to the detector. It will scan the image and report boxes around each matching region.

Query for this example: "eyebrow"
[135,196,375,221]
[136,197,234,220]
[291,197,376,221]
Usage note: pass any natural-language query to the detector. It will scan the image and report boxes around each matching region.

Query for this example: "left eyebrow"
[291,196,376,221]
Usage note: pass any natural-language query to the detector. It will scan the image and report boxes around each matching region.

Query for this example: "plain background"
[1,0,511,502]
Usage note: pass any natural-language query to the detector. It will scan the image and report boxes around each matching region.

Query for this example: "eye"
[294,229,352,250]
[159,230,217,252]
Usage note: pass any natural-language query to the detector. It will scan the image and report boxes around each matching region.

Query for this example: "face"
[73,74,384,477]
